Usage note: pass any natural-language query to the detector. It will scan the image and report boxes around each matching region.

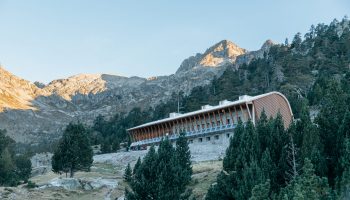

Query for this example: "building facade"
[127,91,293,150]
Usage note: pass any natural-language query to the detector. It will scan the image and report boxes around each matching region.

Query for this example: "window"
[214,135,219,140]
[217,121,221,126]
[198,138,203,142]
[206,137,211,141]
[226,133,230,138]
[227,119,231,124]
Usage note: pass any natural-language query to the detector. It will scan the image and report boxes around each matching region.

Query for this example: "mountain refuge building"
[127,91,293,150]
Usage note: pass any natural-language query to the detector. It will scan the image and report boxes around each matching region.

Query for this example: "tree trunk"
[70,168,74,178]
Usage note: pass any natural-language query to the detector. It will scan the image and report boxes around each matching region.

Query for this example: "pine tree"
[127,138,192,200]
[112,137,120,152]
[338,138,350,198]
[0,148,15,185]
[279,159,330,200]
[240,120,260,163]
[237,159,264,200]
[133,157,141,175]
[339,167,350,199]
[124,163,132,183]
[223,120,244,171]
[101,138,111,153]
[260,149,277,191]
[14,155,32,183]
[249,179,271,200]
[128,146,158,199]
[0,129,13,153]
[0,129,31,186]
[315,80,348,186]
[284,38,289,46]
[92,114,107,135]
[256,110,271,153]
[299,105,327,177]
[291,32,302,49]
[176,132,192,188]
[207,117,273,200]
[271,113,289,186]
[271,113,287,164]
[157,138,183,200]
[205,171,233,200]
[338,111,350,151]
[52,122,93,178]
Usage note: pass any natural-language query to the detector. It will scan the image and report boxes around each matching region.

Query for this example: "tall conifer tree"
[176,132,192,188]
[52,123,93,178]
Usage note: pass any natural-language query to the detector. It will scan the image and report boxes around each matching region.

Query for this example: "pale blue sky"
[0,0,349,83]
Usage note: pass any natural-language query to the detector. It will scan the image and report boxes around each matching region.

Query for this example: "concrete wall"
[188,131,233,161]
[146,130,234,162]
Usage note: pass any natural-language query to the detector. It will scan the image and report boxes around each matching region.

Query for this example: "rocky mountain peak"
[43,74,108,101]
[261,39,275,51]
[204,40,246,59]
[0,66,40,93]
[42,73,146,101]
[176,40,246,74]
[0,66,21,82]
[0,66,44,111]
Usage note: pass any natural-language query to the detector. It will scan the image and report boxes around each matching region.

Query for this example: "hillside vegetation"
[94,17,350,145]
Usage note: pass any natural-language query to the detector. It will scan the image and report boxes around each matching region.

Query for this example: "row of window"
[174,117,243,133]
[188,133,231,143]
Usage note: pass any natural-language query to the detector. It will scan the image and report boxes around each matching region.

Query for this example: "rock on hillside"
[0,67,46,111]
[233,40,275,69]
[0,40,274,144]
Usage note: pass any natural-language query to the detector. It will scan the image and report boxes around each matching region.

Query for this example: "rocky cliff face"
[0,40,273,144]
[232,40,275,69]
[176,40,246,74]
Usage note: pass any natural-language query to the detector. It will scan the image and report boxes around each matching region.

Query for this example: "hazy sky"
[0,0,349,83]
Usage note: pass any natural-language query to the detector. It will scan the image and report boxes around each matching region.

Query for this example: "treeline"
[124,132,193,200]
[0,129,32,186]
[91,108,152,153]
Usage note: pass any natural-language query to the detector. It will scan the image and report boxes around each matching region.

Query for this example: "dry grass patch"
[190,160,222,199]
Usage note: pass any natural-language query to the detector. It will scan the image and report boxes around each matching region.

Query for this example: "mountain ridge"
[0,39,273,144]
